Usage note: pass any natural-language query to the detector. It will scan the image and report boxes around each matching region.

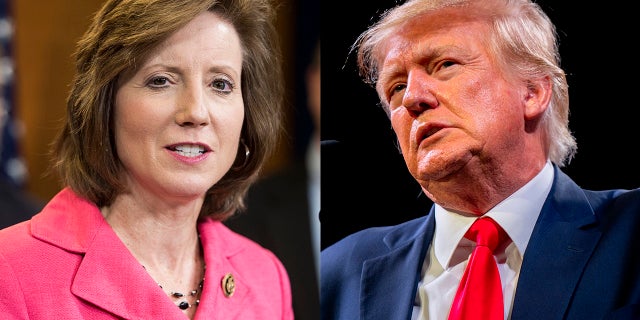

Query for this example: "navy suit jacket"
[321,166,640,320]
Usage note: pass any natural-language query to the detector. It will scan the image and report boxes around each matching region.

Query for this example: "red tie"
[448,217,507,320]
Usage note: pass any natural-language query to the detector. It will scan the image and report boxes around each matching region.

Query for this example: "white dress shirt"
[412,161,554,320]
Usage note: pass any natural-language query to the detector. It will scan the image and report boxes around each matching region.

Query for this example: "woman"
[0,0,293,319]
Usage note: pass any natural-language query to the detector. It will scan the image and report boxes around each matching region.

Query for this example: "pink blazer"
[0,188,294,319]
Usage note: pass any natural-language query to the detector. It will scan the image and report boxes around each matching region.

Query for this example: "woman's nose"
[175,87,209,127]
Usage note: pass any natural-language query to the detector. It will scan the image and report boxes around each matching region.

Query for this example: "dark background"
[320,1,639,249]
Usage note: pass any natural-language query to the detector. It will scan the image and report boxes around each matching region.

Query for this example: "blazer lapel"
[511,168,601,320]
[194,219,249,320]
[30,188,186,319]
[69,215,253,320]
[361,213,435,320]
[72,221,186,319]
[31,189,252,319]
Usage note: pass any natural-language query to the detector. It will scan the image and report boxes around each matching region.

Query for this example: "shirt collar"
[433,161,554,269]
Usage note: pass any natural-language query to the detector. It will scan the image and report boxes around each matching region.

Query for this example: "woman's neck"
[101,195,205,319]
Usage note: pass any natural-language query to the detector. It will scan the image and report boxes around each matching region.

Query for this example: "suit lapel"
[511,168,601,320]
[361,213,435,320]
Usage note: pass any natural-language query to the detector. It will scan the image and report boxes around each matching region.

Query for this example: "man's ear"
[523,76,552,120]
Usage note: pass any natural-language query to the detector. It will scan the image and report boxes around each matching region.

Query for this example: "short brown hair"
[51,0,284,220]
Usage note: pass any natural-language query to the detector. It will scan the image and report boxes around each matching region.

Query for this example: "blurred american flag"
[0,0,28,189]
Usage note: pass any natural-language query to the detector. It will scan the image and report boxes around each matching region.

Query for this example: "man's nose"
[402,70,438,116]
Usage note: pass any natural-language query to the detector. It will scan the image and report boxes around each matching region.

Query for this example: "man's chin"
[414,149,473,181]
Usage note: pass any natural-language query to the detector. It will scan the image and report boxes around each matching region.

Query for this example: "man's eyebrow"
[377,63,405,88]
[377,43,469,83]
[375,45,440,84]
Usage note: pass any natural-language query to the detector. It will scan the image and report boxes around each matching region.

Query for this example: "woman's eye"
[212,79,234,93]
[147,76,169,87]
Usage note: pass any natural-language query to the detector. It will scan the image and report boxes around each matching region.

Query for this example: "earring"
[242,139,250,158]
[235,139,250,169]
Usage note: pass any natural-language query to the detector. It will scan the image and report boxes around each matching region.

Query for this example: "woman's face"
[114,11,244,204]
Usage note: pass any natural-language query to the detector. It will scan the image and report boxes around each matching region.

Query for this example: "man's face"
[375,9,530,189]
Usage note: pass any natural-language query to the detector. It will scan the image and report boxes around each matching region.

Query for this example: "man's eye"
[393,84,406,93]
[439,60,457,69]
[442,61,456,68]
[388,83,406,100]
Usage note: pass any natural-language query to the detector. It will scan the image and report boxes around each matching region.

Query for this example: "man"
[320,0,640,319]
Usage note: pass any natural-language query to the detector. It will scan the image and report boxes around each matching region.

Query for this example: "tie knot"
[464,217,506,252]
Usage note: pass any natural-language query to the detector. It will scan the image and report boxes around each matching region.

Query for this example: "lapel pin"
[221,273,235,298]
